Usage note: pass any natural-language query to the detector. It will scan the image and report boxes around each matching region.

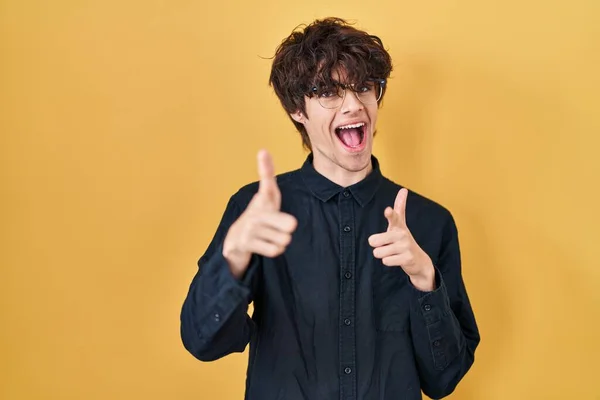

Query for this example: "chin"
[341,147,372,171]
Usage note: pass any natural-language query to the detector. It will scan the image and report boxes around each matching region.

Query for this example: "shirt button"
[344,318,351,326]
[433,340,441,347]
[213,313,220,322]
[344,271,352,279]
[343,190,350,198]
[343,226,351,232]
[344,367,352,374]
[423,304,432,311]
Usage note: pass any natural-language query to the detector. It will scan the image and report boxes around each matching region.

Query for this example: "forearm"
[409,270,479,398]
[409,262,436,292]
[180,248,258,361]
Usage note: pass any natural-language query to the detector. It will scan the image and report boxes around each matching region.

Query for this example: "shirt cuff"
[197,246,258,339]
[409,266,452,326]
[409,267,460,371]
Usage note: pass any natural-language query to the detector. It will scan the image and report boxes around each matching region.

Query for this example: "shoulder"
[379,176,454,224]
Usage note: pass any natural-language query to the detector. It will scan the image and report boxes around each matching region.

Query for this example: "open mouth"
[335,122,367,152]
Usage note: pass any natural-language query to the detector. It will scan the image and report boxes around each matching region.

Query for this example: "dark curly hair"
[269,18,393,150]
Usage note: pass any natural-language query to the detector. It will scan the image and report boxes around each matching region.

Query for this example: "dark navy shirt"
[180,154,480,400]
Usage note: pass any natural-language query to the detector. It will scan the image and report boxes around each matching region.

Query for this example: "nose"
[340,90,364,114]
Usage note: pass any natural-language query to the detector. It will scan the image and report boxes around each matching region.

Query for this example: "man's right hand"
[222,150,298,279]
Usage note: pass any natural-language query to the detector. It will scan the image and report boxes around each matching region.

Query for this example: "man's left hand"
[368,188,436,292]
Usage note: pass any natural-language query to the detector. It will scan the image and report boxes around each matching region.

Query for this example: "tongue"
[338,128,361,147]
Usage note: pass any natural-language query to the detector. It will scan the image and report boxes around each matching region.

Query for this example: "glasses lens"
[314,80,384,108]
[316,85,344,109]
[356,81,382,105]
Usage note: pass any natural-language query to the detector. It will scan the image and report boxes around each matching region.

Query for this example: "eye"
[356,82,374,93]
[318,87,338,98]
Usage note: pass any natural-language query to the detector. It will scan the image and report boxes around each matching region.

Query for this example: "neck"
[312,154,373,187]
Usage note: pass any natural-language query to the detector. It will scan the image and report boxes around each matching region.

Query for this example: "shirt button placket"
[339,189,356,400]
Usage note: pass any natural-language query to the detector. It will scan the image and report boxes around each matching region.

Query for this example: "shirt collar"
[299,153,383,207]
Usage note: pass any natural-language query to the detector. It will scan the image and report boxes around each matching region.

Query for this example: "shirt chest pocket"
[372,264,412,332]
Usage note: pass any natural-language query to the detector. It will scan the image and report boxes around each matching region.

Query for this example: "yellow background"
[1,0,599,399]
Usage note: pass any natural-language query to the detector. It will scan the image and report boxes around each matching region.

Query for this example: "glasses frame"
[310,78,387,109]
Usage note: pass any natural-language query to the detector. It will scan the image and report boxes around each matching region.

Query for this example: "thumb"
[257,149,280,206]
[385,206,401,231]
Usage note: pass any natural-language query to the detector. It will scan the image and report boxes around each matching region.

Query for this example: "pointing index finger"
[393,188,408,227]
[257,150,277,195]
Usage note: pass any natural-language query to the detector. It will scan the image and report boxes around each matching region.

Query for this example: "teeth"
[338,122,365,130]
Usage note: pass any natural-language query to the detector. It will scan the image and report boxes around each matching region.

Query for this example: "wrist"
[222,241,250,280]
[223,251,249,280]
[409,263,436,292]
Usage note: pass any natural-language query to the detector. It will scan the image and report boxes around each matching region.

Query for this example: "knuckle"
[281,215,296,231]
[268,247,282,258]
[282,234,292,246]
[289,217,298,231]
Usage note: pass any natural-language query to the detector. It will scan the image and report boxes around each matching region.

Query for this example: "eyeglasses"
[310,79,386,109]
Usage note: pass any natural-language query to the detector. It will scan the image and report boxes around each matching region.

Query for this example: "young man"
[180,18,480,400]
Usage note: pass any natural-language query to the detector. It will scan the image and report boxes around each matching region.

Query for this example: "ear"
[290,110,304,124]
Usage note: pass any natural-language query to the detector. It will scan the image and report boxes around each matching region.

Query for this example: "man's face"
[292,71,379,177]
